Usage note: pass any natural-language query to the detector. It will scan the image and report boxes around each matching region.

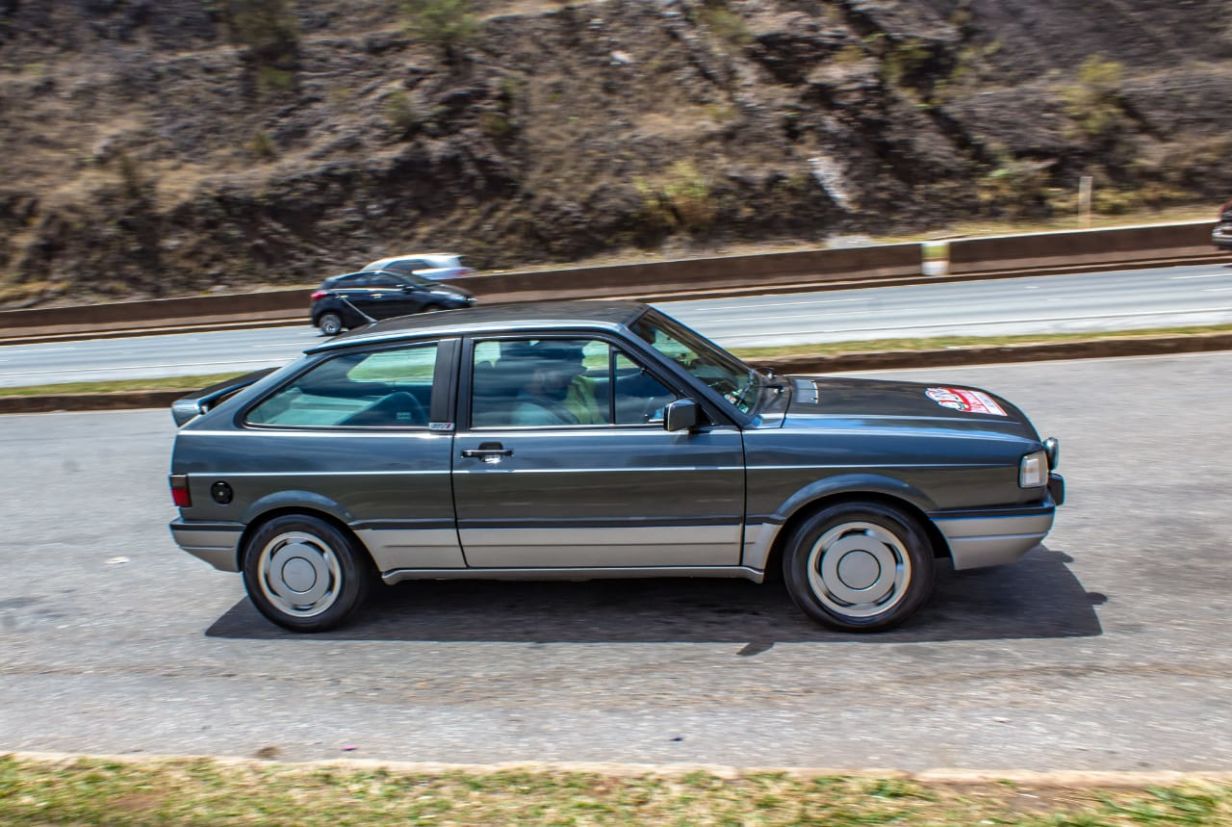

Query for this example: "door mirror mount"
[664,399,699,432]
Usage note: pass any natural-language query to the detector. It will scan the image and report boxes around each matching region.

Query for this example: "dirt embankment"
[1,0,1229,307]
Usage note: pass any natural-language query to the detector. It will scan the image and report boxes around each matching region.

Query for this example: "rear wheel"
[241,514,372,632]
[318,312,343,336]
[782,501,933,632]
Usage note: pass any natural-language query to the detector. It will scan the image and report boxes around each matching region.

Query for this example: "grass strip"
[1,755,1230,826]
[1,324,1230,400]
[0,373,245,398]
[729,323,1232,361]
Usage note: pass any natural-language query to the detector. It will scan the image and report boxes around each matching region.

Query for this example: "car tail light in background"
[457,267,476,277]
[310,290,328,302]
[170,474,192,507]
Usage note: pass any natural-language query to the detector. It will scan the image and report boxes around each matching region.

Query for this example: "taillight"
[170,474,192,508]
[458,268,476,277]
[310,290,328,302]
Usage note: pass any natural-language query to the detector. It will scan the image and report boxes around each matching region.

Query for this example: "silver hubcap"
[256,531,343,619]
[321,316,341,334]
[806,521,911,618]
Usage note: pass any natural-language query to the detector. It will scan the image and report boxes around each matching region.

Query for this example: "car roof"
[362,253,460,271]
[306,300,650,353]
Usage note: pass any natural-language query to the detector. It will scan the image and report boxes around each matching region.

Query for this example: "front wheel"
[782,502,934,632]
[241,514,372,632]
[317,312,343,336]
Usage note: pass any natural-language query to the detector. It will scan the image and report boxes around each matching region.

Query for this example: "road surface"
[1,353,1230,769]
[1,262,1230,387]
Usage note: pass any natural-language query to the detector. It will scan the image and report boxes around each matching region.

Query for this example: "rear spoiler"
[170,367,279,427]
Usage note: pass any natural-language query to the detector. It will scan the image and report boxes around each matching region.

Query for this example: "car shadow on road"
[206,546,1104,646]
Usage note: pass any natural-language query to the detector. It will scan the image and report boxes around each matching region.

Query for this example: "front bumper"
[170,521,243,572]
[932,486,1061,571]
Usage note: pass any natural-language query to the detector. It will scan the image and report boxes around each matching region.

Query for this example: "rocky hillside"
[1,0,1230,306]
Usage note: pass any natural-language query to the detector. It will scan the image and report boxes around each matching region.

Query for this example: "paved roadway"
[2,352,1230,770]
[1,261,1230,388]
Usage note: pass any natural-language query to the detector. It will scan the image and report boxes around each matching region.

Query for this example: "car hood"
[779,375,1040,441]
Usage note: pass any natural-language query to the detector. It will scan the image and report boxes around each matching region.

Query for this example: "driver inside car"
[511,342,605,426]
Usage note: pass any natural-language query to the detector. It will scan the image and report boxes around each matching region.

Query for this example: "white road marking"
[1170,273,1230,280]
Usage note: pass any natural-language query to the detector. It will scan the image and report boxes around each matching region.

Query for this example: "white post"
[1078,175,1093,229]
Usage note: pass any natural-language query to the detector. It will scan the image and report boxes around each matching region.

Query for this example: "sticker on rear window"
[925,387,1007,416]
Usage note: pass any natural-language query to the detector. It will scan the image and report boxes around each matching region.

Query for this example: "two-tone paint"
[169,301,1063,586]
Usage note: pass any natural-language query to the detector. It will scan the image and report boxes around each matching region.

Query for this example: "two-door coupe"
[168,302,1063,632]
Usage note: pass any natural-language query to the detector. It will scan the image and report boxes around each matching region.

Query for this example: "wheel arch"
[236,504,376,573]
[759,488,950,579]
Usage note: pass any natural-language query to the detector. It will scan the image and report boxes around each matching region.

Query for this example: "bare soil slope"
[1,0,1229,305]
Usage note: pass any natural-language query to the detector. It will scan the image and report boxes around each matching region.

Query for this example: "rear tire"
[782,501,933,632]
[318,312,343,336]
[241,514,372,633]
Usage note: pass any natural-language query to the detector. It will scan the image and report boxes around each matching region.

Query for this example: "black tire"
[782,501,934,632]
[318,312,344,336]
[241,514,373,633]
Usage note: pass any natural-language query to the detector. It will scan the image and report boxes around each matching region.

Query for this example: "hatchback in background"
[1214,200,1232,252]
[310,269,475,335]
[361,253,475,281]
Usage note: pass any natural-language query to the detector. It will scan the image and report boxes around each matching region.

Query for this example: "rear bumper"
[932,499,1057,571]
[170,521,243,572]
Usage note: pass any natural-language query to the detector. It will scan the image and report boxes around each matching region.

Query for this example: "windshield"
[631,311,761,414]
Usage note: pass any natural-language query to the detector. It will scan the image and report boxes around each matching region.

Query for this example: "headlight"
[1019,450,1048,488]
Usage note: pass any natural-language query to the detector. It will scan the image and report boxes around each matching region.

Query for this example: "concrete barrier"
[948,220,1218,276]
[470,243,923,302]
[0,288,308,331]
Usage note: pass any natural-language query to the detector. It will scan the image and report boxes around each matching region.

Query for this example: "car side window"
[612,351,677,425]
[386,260,425,275]
[471,338,611,428]
[368,274,402,288]
[246,343,438,429]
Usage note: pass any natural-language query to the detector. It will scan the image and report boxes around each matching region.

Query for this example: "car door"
[237,338,463,574]
[363,273,419,319]
[452,333,746,569]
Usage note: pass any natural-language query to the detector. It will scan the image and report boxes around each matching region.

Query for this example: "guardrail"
[0,220,1221,340]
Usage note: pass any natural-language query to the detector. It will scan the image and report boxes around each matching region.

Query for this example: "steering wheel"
[340,391,426,427]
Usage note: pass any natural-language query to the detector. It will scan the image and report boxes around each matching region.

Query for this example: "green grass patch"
[1,755,1230,826]
[730,323,1232,361]
[2,324,1230,399]
[0,373,245,398]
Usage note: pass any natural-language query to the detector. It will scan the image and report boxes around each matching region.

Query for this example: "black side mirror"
[401,284,418,292]
[664,399,699,432]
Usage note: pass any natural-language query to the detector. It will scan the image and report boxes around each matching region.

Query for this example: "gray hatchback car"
[168,301,1063,633]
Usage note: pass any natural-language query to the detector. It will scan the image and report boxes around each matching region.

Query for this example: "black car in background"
[1214,199,1232,252]
[310,270,475,335]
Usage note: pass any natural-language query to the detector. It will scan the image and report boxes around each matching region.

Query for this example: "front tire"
[241,514,372,632]
[782,502,934,632]
[318,312,343,336]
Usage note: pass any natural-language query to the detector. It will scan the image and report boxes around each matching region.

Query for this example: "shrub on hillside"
[403,0,478,54]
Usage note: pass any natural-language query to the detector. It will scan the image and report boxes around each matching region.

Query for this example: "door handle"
[462,443,513,460]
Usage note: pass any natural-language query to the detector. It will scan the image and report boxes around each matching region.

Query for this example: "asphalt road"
[2,262,1231,388]
[2,352,1230,770]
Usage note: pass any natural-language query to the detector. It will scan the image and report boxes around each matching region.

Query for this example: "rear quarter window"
[245,343,439,429]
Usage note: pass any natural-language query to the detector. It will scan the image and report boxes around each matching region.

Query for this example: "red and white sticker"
[925,387,1007,416]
